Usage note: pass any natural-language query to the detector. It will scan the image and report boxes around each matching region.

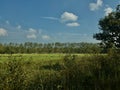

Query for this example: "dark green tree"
[94,5,120,49]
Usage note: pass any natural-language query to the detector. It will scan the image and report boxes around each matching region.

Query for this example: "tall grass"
[0,52,120,90]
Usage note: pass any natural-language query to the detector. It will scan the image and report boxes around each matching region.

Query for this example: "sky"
[0,0,119,43]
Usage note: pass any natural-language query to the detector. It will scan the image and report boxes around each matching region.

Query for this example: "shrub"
[0,57,28,90]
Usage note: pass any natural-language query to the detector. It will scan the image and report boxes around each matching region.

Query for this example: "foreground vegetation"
[0,50,120,90]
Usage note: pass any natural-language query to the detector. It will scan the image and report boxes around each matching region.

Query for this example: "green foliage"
[0,54,120,90]
[0,42,102,54]
[94,5,120,49]
[63,54,76,68]
[0,57,28,90]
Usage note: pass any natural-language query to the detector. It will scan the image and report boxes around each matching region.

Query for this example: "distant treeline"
[0,42,103,54]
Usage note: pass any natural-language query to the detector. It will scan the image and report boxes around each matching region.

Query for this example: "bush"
[0,57,28,90]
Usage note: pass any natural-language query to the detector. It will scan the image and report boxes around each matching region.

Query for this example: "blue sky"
[0,0,119,43]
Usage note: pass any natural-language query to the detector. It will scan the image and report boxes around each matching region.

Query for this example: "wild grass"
[0,53,119,90]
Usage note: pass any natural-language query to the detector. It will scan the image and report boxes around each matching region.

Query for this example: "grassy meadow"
[0,53,120,90]
[0,54,65,62]
[0,53,92,62]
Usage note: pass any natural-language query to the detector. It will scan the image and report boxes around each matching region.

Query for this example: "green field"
[0,53,92,62]
[0,53,119,90]
[0,54,63,61]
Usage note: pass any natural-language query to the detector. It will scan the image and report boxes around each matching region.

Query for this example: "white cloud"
[27,34,37,39]
[27,28,37,39]
[6,20,10,24]
[104,7,113,16]
[17,25,21,29]
[89,0,103,11]
[38,29,42,34]
[0,28,8,36]
[66,22,80,27]
[97,0,103,6]
[61,12,78,22]
[28,28,37,33]
[41,17,59,21]
[41,12,79,27]
[42,35,50,40]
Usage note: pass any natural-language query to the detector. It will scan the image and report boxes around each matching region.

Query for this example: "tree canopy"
[94,5,120,49]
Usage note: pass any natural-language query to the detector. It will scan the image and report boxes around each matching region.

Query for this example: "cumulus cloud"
[61,12,78,22]
[28,28,37,33]
[104,7,113,16]
[89,0,103,11]
[41,12,80,27]
[42,35,50,40]
[6,20,10,24]
[0,28,8,36]
[17,25,21,29]
[66,22,80,27]
[27,28,37,39]
[27,34,37,39]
